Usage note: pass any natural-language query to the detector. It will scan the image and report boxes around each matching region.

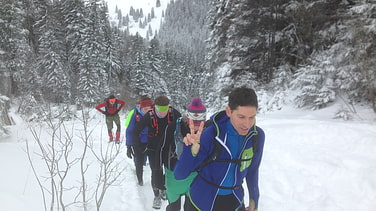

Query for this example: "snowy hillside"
[1,103,376,211]
[106,0,169,38]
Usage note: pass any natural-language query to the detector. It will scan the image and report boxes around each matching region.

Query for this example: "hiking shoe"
[152,196,161,209]
[160,189,167,200]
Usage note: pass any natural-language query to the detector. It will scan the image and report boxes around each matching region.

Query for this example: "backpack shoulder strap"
[167,106,174,123]
[174,117,184,159]
[114,99,118,109]
[135,109,141,122]
[174,117,183,141]
[251,132,258,154]
[194,127,259,190]
[105,100,109,112]
[195,129,258,171]
[194,137,222,171]
[148,108,159,137]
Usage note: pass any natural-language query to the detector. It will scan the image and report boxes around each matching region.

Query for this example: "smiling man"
[174,87,265,211]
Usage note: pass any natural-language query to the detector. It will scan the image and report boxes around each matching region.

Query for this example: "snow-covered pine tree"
[60,0,89,103]
[334,2,376,111]
[0,0,34,97]
[291,53,336,110]
[145,37,168,97]
[128,33,149,96]
[37,1,71,103]
[75,0,110,105]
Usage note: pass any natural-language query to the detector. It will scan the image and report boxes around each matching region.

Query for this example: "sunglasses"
[191,119,205,126]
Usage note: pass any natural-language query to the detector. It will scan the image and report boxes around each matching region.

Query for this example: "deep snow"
[1,103,376,211]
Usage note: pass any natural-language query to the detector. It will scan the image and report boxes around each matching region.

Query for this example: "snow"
[105,0,169,39]
[1,103,376,211]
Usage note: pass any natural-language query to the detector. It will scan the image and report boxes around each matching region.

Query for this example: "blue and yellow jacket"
[174,110,265,211]
[126,108,148,146]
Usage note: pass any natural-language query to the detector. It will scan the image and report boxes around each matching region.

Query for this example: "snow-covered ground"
[1,103,376,211]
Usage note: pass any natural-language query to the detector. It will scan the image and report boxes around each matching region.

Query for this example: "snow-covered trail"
[106,107,376,211]
[1,106,376,211]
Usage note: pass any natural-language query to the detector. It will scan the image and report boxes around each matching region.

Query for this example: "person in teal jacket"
[174,87,265,211]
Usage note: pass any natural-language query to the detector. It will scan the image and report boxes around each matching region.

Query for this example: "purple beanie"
[188,98,206,113]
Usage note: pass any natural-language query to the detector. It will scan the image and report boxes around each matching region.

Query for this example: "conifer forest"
[1,0,375,124]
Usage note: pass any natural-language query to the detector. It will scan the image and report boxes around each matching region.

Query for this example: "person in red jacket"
[95,94,125,143]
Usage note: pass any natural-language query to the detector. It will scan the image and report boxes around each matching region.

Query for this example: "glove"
[127,146,134,159]
[103,111,110,115]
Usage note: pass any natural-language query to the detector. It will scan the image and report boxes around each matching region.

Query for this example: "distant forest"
[0,0,375,121]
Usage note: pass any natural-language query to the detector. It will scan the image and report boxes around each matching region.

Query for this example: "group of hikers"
[95,87,265,211]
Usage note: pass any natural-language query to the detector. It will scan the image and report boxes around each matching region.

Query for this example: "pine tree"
[101,3,123,95]
[0,0,34,97]
[37,1,70,103]
[75,0,110,105]
[151,7,155,19]
[146,37,168,97]
[128,33,148,95]
[291,55,336,109]
[60,0,88,102]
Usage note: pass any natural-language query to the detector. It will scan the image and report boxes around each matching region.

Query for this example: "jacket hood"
[209,110,228,138]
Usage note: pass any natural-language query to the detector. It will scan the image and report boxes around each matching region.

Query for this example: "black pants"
[166,195,190,211]
[146,149,165,197]
[185,194,246,211]
[166,197,181,211]
[134,143,147,184]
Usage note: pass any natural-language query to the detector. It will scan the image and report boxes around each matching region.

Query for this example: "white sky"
[1,103,376,211]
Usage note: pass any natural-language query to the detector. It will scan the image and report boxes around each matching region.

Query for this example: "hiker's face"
[189,119,205,132]
[156,110,168,118]
[141,106,151,114]
[226,105,257,135]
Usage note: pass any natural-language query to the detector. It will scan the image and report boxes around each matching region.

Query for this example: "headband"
[155,105,169,112]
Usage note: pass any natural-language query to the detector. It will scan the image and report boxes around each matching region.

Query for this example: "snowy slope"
[106,0,169,38]
[1,104,376,211]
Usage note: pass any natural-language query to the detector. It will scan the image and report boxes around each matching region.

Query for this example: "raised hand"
[183,119,204,155]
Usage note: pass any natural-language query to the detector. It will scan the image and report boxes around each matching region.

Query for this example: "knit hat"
[187,98,206,121]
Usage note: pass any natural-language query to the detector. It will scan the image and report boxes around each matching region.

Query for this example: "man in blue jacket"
[174,87,265,211]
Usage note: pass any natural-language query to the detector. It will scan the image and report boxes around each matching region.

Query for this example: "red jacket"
[95,99,125,115]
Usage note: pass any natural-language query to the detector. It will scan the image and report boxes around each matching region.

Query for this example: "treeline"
[0,0,206,115]
[203,0,376,111]
[1,0,375,121]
